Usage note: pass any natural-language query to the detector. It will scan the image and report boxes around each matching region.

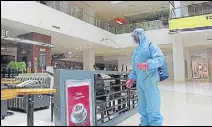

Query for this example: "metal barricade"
[94,72,138,126]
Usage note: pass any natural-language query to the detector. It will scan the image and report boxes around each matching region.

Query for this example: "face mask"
[131,32,140,44]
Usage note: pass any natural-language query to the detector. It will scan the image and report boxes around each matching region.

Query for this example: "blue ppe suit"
[128,28,164,126]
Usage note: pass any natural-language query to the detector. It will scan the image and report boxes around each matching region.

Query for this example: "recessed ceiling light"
[69,52,72,54]
[145,4,148,6]
[108,19,110,20]
[69,42,72,44]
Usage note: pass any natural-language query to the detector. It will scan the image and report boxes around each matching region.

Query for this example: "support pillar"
[83,49,95,70]
[172,36,185,82]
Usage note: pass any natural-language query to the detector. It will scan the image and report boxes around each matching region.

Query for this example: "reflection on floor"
[1,108,54,126]
[118,82,212,126]
[1,82,212,126]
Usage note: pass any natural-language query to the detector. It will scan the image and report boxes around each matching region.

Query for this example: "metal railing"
[44,1,116,33]
[170,2,212,19]
[39,1,168,34]
[37,1,211,34]
[94,73,137,126]
[115,19,169,34]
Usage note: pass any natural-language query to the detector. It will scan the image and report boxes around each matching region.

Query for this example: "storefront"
[190,49,211,81]
[208,49,212,81]
[1,29,54,73]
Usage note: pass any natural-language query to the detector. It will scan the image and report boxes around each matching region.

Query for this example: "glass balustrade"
[170,2,212,19]
[44,1,115,33]
[115,20,169,34]
[38,1,169,34]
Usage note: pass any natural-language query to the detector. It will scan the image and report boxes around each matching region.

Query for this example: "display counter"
[54,70,137,126]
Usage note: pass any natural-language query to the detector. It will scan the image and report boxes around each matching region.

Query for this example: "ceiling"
[75,1,208,23]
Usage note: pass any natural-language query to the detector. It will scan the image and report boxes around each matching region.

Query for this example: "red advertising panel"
[66,80,92,126]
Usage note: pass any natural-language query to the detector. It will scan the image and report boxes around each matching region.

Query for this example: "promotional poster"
[191,56,209,79]
[66,80,92,126]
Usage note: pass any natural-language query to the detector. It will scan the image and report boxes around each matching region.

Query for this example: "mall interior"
[1,1,212,126]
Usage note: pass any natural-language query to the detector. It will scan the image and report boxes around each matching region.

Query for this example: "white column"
[83,49,95,70]
[184,50,191,80]
[170,1,181,18]
[172,36,185,82]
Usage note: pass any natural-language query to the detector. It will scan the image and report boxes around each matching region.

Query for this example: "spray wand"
[100,38,158,87]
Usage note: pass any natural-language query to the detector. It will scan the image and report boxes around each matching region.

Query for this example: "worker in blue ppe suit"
[126,28,164,126]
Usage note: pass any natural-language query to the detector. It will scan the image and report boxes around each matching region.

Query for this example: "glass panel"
[39,53,46,68]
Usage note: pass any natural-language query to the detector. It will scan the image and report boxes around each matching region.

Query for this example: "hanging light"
[21,49,26,54]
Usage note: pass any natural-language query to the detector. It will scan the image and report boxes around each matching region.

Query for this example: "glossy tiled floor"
[1,82,212,126]
[117,82,212,126]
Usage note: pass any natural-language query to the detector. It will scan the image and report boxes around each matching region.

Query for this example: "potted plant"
[7,61,26,74]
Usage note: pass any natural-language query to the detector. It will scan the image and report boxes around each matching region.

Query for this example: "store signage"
[1,30,10,37]
[65,80,92,126]
[206,15,212,20]
[169,14,212,32]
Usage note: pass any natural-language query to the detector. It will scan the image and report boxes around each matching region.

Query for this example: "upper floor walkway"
[1,1,212,49]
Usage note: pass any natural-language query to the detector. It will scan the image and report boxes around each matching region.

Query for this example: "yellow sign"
[169,14,212,32]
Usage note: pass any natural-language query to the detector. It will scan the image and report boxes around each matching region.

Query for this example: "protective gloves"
[126,79,134,89]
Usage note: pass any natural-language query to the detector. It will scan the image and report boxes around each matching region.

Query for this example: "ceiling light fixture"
[21,49,26,54]
[110,1,123,5]
[114,18,125,25]
[108,19,110,20]
[116,20,123,25]
[2,37,54,48]
[145,4,148,6]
